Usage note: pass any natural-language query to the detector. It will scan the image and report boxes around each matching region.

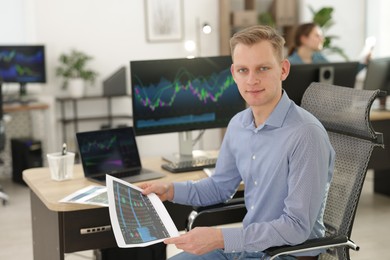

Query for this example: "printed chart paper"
[106,175,179,247]
[59,185,108,207]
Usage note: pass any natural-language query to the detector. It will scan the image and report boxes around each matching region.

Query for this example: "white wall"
[366,0,390,58]
[0,0,223,157]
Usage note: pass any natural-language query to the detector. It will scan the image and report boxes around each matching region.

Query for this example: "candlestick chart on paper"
[113,179,170,244]
[132,67,240,128]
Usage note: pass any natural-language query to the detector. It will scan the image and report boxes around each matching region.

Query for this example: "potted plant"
[56,49,98,98]
[310,6,349,61]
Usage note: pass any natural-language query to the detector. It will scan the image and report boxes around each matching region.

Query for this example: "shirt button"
[254,181,257,185]
[252,155,256,160]
[251,206,254,210]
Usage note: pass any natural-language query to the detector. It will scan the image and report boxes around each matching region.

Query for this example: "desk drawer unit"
[62,207,116,252]
[30,192,116,259]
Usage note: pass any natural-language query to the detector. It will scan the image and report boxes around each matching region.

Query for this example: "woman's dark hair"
[288,23,318,56]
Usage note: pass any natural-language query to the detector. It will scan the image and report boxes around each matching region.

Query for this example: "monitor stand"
[162,131,217,163]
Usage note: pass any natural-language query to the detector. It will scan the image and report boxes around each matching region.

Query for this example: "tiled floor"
[0,170,389,259]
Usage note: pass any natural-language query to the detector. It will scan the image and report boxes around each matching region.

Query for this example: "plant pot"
[68,78,85,98]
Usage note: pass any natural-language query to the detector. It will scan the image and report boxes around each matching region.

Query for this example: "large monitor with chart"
[130,56,246,161]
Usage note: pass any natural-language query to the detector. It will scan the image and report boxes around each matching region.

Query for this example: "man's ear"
[230,64,236,81]
[281,59,290,81]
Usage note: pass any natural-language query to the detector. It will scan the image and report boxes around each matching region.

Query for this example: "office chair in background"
[0,77,9,206]
[186,82,384,260]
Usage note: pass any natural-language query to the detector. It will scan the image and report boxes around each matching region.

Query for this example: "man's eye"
[238,68,247,73]
[259,67,269,72]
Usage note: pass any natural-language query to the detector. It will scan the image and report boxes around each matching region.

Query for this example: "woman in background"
[288,22,328,64]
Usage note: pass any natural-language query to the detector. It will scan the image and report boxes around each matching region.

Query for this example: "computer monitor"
[363,57,390,110]
[130,56,246,162]
[0,45,46,101]
[283,62,359,106]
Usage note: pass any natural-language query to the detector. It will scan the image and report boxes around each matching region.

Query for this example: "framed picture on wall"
[145,0,183,42]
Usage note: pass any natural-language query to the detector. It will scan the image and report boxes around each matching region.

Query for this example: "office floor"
[0,170,389,259]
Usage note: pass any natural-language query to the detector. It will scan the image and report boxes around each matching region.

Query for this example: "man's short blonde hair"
[230,25,286,61]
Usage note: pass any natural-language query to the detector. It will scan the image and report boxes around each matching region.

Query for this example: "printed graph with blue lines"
[0,45,46,83]
[131,56,246,135]
[113,180,170,244]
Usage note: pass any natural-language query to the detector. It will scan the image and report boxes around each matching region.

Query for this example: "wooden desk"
[3,102,49,113]
[23,157,207,260]
[369,110,390,196]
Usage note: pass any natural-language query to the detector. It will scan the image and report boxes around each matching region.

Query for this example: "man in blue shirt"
[141,25,335,260]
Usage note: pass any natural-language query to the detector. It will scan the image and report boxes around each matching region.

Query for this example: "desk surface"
[3,102,49,113]
[23,157,208,212]
[370,109,390,121]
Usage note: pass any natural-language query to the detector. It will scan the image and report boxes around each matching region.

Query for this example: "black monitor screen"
[363,57,390,94]
[0,45,46,84]
[131,56,246,136]
[283,62,359,106]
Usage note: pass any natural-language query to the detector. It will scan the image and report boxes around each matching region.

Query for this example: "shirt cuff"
[222,227,244,253]
[172,182,189,204]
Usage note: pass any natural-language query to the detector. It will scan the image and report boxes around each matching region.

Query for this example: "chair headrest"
[301,82,383,145]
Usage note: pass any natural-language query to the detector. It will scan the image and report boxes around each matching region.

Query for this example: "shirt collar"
[266,90,291,128]
[240,90,292,130]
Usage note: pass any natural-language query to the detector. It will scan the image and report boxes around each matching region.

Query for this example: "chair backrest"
[0,78,4,152]
[301,83,383,260]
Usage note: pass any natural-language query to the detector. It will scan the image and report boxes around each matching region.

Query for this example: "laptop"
[76,127,165,184]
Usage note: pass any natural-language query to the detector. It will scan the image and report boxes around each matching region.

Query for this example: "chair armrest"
[264,235,359,260]
[186,197,246,231]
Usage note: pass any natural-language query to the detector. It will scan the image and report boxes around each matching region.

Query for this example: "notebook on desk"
[76,127,165,184]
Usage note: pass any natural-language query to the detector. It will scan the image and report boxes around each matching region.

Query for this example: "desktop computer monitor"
[0,45,46,101]
[130,56,246,162]
[363,57,390,110]
[283,62,359,106]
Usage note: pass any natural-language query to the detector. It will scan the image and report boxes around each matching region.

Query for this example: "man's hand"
[164,227,224,255]
[139,182,174,202]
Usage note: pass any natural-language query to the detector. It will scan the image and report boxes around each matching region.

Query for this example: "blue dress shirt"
[288,51,328,64]
[172,91,335,256]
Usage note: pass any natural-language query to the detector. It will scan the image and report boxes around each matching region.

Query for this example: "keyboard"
[161,158,217,173]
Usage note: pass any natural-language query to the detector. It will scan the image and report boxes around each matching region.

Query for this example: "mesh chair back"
[301,83,383,260]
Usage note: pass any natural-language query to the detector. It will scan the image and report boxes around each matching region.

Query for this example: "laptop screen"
[76,127,142,177]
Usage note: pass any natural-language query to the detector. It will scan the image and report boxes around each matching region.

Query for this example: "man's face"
[230,41,290,110]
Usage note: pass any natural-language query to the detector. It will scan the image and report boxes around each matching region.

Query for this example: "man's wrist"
[215,228,225,249]
[167,183,174,201]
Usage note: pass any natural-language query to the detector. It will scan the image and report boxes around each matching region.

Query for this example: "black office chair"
[0,119,8,205]
[186,82,384,260]
[0,77,9,206]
